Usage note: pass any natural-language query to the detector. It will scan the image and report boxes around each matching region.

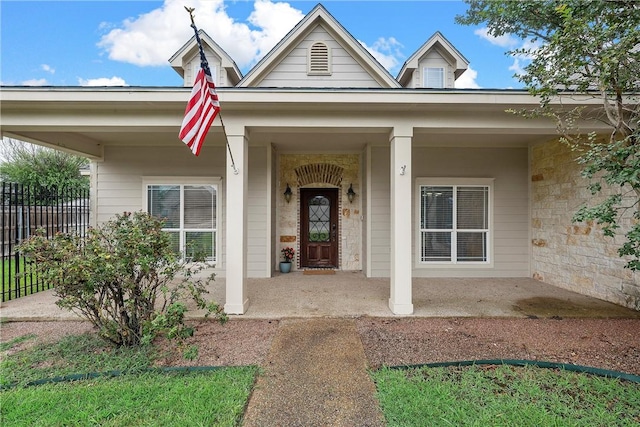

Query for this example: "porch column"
[225,129,249,314]
[389,126,414,315]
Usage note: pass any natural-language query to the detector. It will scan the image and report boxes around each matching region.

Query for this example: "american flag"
[179,30,220,156]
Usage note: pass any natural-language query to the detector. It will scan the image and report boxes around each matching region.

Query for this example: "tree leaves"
[458,0,640,270]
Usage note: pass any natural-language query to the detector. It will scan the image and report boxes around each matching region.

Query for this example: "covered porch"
[3,274,637,320]
[1,88,615,317]
[220,274,640,318]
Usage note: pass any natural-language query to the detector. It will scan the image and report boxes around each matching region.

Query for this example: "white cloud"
[21,78,48,86]
[474,27,519,48]
[97,0,304,70]
[454,65,481,89]
[518,38,542,60]
[473,27,544,82]
[41,64,55,74]
[508,40,541,77]
[78,76,127,86]
[247,0,305,62]
[508,58,525,76]
[359,37,404,73]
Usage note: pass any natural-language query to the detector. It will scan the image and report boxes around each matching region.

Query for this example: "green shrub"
[19,211,226,348]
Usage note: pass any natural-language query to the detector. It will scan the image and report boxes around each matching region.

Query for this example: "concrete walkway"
[242,318,384,427]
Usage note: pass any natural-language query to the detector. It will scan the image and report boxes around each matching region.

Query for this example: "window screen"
[147,183,217,262]
[423,67,444,88]
[420,184,489,263]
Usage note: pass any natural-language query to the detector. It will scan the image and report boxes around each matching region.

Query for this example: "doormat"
[303,269,336,275]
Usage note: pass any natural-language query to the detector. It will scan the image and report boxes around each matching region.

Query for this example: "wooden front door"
[300,188,338,268]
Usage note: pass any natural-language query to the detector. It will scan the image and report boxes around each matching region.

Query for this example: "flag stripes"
[179,67,220,156]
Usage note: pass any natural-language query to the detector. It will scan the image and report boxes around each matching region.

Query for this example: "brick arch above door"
[295,163,344,187]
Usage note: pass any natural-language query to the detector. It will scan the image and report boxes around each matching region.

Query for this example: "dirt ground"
[2,317,639,376]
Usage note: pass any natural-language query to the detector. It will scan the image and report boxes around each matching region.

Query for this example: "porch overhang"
[0,86,609,156]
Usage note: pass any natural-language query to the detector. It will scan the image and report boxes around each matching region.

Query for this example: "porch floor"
[1,272,638,321]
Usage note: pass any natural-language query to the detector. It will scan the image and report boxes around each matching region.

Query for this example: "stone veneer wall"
[531,140,640,309]
[279,154,361,271]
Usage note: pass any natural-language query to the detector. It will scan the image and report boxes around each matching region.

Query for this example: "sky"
[0,0,532,89]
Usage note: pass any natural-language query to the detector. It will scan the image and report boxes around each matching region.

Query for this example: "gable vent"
[308,42,331,75]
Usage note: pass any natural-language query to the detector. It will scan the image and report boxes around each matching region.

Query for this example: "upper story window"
[308,42,331,75]
[423,67,444,88]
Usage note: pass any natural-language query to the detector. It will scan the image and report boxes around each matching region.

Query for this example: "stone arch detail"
[295,163,344,186]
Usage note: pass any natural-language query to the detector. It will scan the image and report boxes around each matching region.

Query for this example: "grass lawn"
[372,365,640,426]
[1,368,256,426]
[0,333,257,426]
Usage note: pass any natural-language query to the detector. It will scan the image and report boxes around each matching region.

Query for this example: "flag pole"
[184,7,238,175]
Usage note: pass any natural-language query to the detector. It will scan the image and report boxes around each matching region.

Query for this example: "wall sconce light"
[284,183,292,203]
[347,183,356,203]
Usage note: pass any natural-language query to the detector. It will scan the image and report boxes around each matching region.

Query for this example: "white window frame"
[415,178,494,268]
[423,67,445,88]
[143,176,221,264]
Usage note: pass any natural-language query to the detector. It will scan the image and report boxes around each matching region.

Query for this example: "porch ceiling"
[2,124,556,160]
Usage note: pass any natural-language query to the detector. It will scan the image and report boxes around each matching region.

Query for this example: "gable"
[415,46,457,89]
[397,31,469,89]
[168,30,242,87]
[183,47,223,87]
[238,4,399,89]
[254,23,384,88]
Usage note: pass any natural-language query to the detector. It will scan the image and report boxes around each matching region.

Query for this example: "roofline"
[1,85,529,92]
[0,86,612,111]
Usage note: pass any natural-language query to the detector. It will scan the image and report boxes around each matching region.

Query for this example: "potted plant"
[280,246,295,273]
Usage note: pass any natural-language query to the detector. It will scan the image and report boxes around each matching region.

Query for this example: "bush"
[19,211,226,348]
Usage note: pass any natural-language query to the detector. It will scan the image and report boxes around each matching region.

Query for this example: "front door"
[300,188,338,268]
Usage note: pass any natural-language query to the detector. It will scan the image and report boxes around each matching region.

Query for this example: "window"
[308,42,331,75]
[423,67,444,88]
[190,61,217,86]
[144,178,219,263]
[417,179,492,264]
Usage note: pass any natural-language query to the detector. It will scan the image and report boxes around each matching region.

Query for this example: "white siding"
[97,145,271,278]
[257,24,383,88]
[416,48,455,89]
[270,146,277,274]
[184,48,224,87]
[412,147,530,277]
[247,146,269,277]
[95,145,228,270]
[367,146,529,278]
[369,147,391,277]
[361,147,368,274]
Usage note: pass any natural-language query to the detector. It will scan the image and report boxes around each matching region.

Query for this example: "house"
[1,4,638,313]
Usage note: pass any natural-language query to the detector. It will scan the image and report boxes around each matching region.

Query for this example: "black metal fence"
[1,182,90,302]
